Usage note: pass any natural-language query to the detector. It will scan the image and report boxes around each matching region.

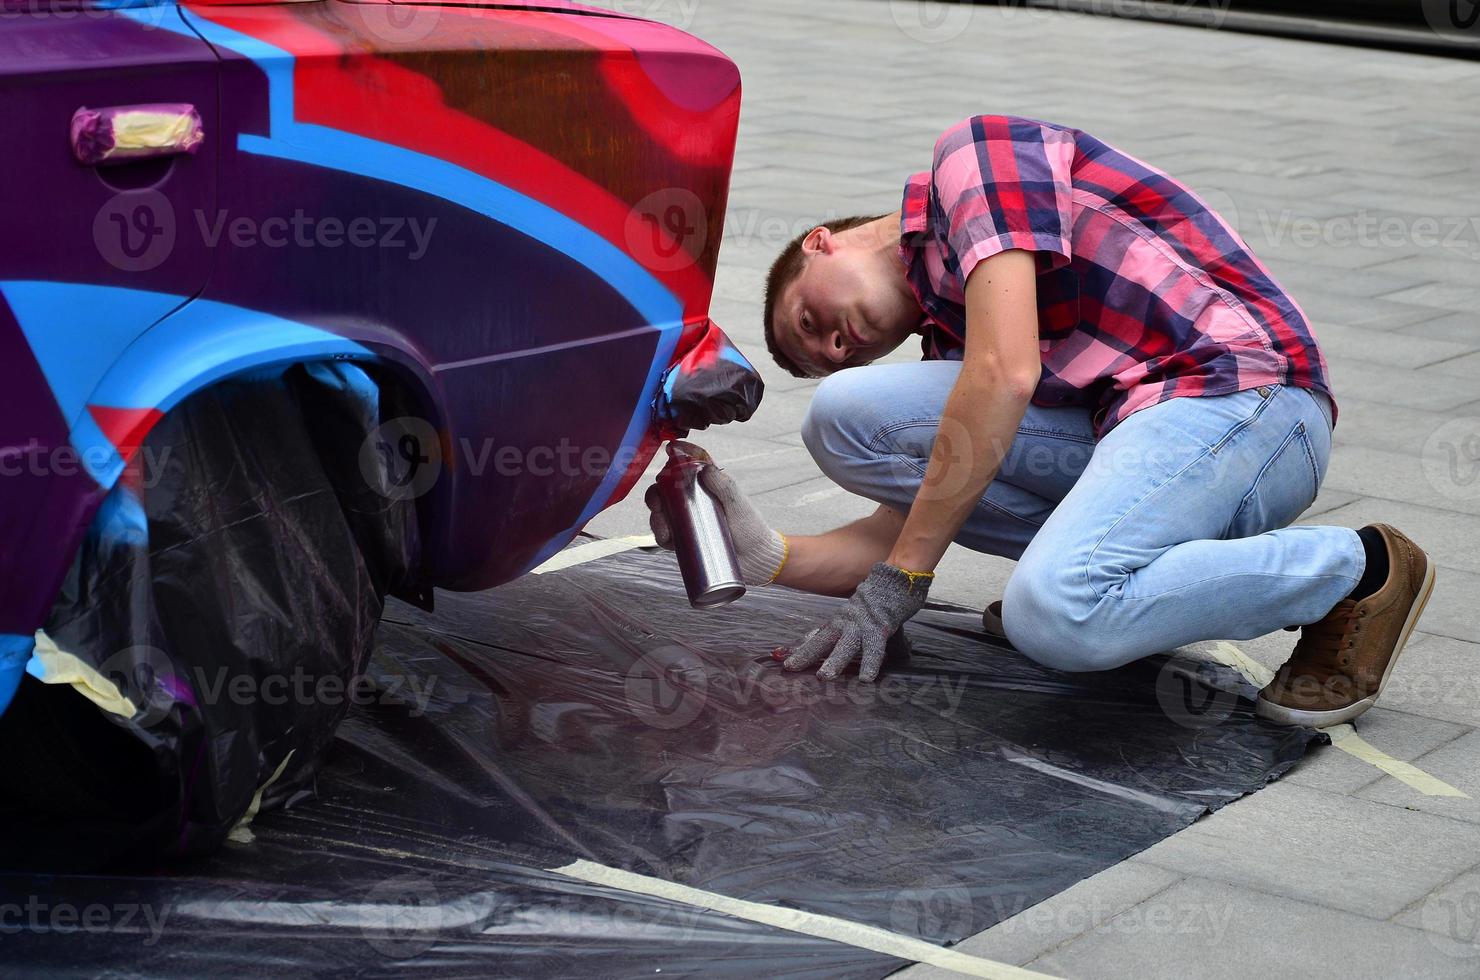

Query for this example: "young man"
[645,115,1435,727]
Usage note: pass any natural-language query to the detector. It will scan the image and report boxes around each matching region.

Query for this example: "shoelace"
[1293,599,1363,670]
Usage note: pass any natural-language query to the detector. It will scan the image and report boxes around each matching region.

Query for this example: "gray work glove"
[644,464,788,587]
[777,562,931,682]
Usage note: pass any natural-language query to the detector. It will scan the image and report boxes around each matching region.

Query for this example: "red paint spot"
[88,405,163,463]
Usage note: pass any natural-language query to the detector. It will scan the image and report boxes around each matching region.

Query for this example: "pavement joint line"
[1209,643,1468,797]
[548,859,1062,980]
[529,535,656,575]
[794,484,850,507]
[1321,724,1471,798]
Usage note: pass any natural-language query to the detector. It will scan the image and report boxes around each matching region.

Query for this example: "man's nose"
[821,329,849,364]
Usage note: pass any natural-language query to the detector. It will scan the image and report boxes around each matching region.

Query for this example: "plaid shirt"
[899,115,1335,435]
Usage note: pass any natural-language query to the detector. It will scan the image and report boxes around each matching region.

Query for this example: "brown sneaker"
[1257,524,1436,727]
[982,600,1006,639]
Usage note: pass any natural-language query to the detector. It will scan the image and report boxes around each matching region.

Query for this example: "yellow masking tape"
[529,535,657,575]
[28,630,138,719]
[1322,724,1469,798]
[228,750,297,845]
[1210,641,1275,688]
[1210,643,1465,798]
[551,859,1061,980]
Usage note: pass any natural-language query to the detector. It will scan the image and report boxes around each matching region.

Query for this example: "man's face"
[775,227,917,377]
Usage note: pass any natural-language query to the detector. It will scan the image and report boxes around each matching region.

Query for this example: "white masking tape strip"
[1322,724,1470,798]
[1210,641,1275,688]
[550,859,1061,979]
[530,535,657,575]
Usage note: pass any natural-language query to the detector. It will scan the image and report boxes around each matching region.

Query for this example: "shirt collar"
[899,171,931,241]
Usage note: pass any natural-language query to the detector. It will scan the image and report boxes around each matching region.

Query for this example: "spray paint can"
[655,440,746,608]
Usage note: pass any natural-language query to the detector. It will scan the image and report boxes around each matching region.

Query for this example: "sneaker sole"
[1256,559,1438,728]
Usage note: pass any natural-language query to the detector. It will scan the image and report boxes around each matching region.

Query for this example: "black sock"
[1349,527,1389,601]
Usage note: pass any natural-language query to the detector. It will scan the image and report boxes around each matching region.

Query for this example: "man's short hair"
[763,213,889,378]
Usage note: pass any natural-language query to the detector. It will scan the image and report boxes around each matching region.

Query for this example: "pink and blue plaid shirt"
[899,115,1335,435]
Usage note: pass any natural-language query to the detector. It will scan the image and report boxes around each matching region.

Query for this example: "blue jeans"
[801,361,1365,672]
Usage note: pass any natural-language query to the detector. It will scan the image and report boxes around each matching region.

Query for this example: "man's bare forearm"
[774,504,905,597]
[886,369,1030,573]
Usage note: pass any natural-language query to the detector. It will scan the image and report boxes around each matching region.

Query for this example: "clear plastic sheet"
[3,537,1317,976]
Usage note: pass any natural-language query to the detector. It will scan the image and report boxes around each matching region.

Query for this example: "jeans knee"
[1002,565,1134,672]
[801,371,872,483]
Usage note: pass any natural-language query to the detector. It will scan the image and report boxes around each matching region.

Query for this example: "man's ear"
[801,226,834,256]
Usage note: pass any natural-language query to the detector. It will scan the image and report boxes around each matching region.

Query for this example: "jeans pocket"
[1226,418,1321,537]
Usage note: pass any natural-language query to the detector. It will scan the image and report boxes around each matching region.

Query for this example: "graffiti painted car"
[0,0,759,722]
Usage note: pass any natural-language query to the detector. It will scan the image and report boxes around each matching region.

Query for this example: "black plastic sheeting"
[4,540,1319,976]
[0,363,418,868]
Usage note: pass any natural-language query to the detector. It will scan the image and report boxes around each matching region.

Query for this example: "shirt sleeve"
[930,115,1075,284]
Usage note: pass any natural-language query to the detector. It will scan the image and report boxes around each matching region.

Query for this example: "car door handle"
[71,103,204,167]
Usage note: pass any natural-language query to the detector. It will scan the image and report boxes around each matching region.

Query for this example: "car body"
[0,0,757,707]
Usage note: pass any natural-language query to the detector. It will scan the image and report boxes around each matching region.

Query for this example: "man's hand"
[645,464,788,587]
[776,562,932,681]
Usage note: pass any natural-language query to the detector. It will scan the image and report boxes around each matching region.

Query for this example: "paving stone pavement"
[583,1,1480,975]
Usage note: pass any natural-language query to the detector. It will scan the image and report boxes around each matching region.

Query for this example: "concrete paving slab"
[1393,865,1480,961]
[1304,498,1480,574]
[1377,634,1480,728]
[1360,729,1480,823]
[894,862,1183,977]
[1129,781,1480,919]
[1032,877,1479,980]
[1280,707,1468,796]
